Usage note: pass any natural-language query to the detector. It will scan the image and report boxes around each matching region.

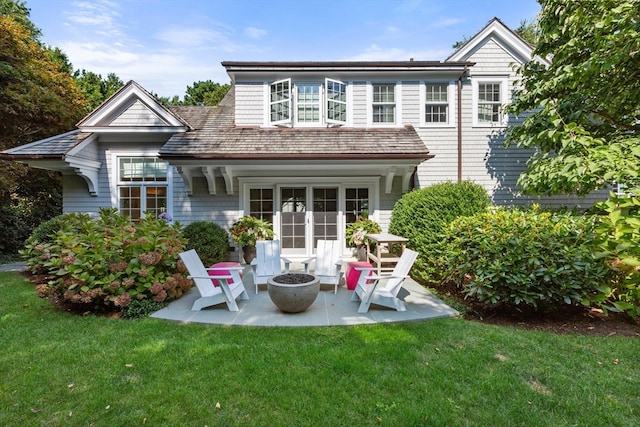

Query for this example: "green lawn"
[1,271,639,426]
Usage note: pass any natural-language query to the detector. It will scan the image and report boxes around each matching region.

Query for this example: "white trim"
[472,76,509,127]
[325,77,348,126]
[239,177,380,257]
[109,151,173,219]
[368,81,401,127]
[419,80,456,128]
[268,78,292,126]
[447,18,536,65]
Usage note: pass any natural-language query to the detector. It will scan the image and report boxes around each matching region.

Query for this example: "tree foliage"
[0,2,86,257]
[183,80,231,106]
[73,69,124,112]
[506,0,640,196]
[0,16,86,149]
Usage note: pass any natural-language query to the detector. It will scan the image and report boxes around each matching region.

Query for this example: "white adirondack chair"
[179,249,249,311]
[250,240,291,293]
[301,239,343,293]
[351,248,419,313]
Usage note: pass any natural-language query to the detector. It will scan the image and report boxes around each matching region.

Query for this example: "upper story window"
[268,78,347,127]
[270,79,292,125]
[326,79,347,124]
[425,83,449,124]
[118,157,169,221]
[473,78,508,126]
[296,84,320,123]
[372,84,396,123]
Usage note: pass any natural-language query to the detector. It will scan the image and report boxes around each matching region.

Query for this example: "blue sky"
[26,0,540,98]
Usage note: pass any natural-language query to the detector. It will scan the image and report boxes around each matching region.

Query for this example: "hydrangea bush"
[22,208,192,314]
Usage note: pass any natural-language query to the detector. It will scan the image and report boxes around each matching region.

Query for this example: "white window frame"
[472,77,509,127]
[367,82,401,126]
[325,78,347,126]
[110,152,173,220]
[269,78,292,126]
[294,83,322,126]
[420,81,455,127]
[370,82,396,125]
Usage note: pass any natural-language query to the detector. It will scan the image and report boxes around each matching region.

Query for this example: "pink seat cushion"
[208,262,242,287]
[346,261,373,290]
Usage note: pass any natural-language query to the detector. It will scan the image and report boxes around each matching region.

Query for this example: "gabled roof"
[159,88,430,161]
[77,80,190,132]
[447,17,536,64]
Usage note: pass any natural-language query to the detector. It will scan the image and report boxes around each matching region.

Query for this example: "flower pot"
[267,273,320,313]
[242,245,256,264]
[355,244,367,261]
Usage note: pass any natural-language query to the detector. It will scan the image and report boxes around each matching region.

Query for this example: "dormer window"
[296,84,320,123]
[268,78,347,126]
[326,78,346,124]
[270,78,292,125]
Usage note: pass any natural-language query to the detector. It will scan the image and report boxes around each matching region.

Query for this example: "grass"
[1,271,639,426]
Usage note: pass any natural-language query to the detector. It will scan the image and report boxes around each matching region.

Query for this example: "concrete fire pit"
[267,273,320,313]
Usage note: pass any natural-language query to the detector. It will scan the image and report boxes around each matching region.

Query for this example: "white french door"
[279,186,338,255]
[241,178,378,258]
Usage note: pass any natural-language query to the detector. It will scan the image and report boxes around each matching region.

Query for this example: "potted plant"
[229,215,275,263]
[345,217,381,261]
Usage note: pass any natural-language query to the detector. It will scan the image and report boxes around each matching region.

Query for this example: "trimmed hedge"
[389,181,491,285]
[183,221,230,266]
[441,207,616,311]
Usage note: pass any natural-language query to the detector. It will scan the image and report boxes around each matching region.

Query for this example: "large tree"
[0,2,86,256]
[506,0,640,196]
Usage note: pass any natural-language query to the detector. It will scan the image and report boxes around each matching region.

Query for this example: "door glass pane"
[313,188,338,246]
[281,188,306,249]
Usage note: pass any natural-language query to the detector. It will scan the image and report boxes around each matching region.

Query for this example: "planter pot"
[242,245,256,264]
[355,244,367,261]
[267,273,320,313]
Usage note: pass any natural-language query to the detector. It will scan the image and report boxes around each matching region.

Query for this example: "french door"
[279,186,338,255]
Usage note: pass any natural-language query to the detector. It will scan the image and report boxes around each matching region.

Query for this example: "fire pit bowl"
[267,273,320,313]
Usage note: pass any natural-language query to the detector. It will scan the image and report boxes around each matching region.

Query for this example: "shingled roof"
[160,88,431,161]
[0,130,92,160]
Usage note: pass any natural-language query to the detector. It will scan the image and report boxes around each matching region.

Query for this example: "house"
[0,18,605,261]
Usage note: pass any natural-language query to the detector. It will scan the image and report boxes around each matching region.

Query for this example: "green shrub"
[593,190,640,318]
[25,213,75,245]
[441,207,616,311]
[120,298,165,319]
[389,181,490,285]
[22,208,192,314]
[183,221,230,265]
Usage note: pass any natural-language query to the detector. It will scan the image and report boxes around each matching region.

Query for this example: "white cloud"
[66,0,123,37]
[346,44,451,61]
[244,26,267,39]
[432,18,464,28]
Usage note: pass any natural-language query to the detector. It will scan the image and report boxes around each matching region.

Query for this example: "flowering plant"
[345,217,381,246]
[158,212,172,222]
[229,215,275,246]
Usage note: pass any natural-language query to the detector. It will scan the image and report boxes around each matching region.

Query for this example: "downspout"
[457,65,468,182]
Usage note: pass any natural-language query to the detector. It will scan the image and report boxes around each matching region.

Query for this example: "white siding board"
[110,100,166,126]
[234,83,264,126]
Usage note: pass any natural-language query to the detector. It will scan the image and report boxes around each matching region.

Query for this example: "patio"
[151,266,458,327]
